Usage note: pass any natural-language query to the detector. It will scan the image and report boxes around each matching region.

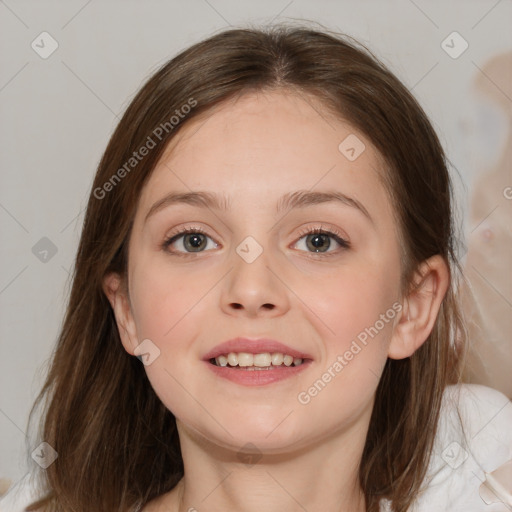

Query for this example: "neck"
[168,419,368,512]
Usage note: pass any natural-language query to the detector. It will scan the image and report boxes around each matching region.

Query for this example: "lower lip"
[205,360,312,386]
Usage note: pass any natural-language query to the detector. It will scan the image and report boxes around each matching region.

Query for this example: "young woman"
[2,23,511,512]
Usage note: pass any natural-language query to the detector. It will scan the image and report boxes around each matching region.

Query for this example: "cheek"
[300,259,400,349]
[129,257,210,339]
[128,257,217,408]
[294,271,399,427]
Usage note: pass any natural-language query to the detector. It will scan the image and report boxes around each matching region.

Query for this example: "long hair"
[26,23,463,512]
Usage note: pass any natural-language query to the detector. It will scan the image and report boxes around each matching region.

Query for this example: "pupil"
[308,233,329,252]
[185,233,206,251]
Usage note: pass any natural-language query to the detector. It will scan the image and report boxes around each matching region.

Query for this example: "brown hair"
[26,23,463,512]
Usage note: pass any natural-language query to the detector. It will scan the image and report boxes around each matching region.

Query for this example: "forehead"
[137,90,391,220]
[162,90,375,170]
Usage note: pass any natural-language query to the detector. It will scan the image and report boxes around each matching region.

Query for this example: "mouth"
[209,351,309,370]
[203,338,313,385]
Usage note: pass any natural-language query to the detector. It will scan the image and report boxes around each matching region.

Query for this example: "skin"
[104,90,449,512]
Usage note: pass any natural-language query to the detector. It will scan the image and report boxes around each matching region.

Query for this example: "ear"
[102,272,138,356]
[388,255,450,359]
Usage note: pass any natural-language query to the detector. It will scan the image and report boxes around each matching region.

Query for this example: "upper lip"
[203,337,313,361]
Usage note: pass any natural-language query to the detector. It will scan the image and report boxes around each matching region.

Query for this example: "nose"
[220,243,290,318]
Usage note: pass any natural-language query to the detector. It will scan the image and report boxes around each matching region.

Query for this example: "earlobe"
[102,272,138,355]
[388,255,449,360]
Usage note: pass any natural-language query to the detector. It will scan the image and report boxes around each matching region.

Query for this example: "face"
[115,90,405,453]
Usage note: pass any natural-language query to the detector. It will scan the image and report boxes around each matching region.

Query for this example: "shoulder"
[410,383,512,511]
[0,473,43,512]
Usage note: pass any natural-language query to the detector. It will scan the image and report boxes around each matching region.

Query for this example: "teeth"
[271,353,284,365]
[253,353,272,367]
[238,352,253,367]
[214,352,304,368]
[216,355,228,367]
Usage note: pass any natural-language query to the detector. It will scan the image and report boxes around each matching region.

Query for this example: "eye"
[293,226,350,255]
[163,227,218,254]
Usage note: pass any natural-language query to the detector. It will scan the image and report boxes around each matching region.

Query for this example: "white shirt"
[379,383,512,511]
[1,384,511,512]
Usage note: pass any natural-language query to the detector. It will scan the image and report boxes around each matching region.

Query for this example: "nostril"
[229,303,275,310]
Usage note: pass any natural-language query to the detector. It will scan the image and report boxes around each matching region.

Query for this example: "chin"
[179,412,309,454]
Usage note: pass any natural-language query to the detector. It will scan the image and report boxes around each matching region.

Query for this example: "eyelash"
[162,225,350,258]
[296,226,351,255]
[162,226,211,257]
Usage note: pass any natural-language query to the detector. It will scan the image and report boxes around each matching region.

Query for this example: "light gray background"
[1,0,510,484]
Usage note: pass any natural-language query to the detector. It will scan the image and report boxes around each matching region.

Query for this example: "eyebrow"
[144,189,372,223]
